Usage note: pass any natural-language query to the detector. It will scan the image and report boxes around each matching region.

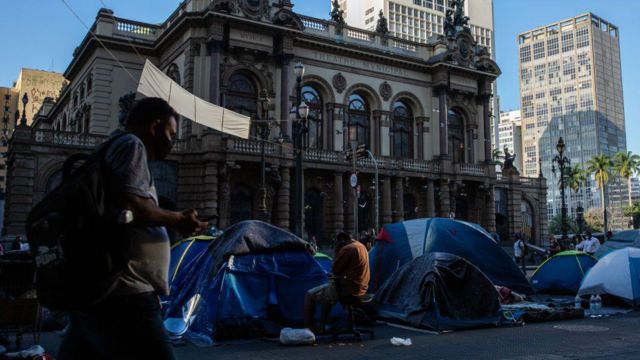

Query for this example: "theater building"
[3,0,547,245]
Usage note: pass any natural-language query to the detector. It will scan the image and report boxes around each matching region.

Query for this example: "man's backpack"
[26,134,129,310]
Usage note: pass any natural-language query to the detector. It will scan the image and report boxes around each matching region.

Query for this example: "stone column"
[218,162,232,229]
[486,185,497,233]
[507,175,522,241]
[208,41,223,105]
[479,80,492,163]
[449,182,457,217]
[275,166,291,229]
[202,161,219,220]
[3,127,35,237]
[381,176,392,225]
[438,179,450,218]
[426,179,436,218]
[437,88,449,158]
[332,172,344,235]
[416,119,424,160]
[392,177,404,223]
[280,55,292,138]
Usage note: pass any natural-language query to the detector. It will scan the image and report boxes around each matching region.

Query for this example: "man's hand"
[175,209,208,237]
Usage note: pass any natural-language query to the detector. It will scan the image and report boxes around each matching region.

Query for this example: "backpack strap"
[62,132,131,182]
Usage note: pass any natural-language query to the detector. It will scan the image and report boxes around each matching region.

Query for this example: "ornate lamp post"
[20,93,28,127]
[257,89,272,220]
[291,63,309,237]
[552,137,570,236]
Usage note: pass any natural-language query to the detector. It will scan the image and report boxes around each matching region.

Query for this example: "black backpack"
[26,134,129,310]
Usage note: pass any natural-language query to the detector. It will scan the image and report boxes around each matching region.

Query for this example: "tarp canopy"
[168,236,214,284]
[137,60,250,139]
[374,252,502,332]
[595,230,640,258]
[530,251,597,294]
[579,247,640,305]
[164,221,326,344]
[369,218,533,294]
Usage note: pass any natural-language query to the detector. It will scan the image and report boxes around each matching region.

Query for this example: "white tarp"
[137,59,250,139]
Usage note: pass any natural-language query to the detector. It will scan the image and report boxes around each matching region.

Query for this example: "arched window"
[83,106,91,134]
[302,85,323,149]
[392,101,414,158]
[521,200,535,242]
[45,170,63,194]
[167,64,181,85]
[447,109,465,163]
[226,73,258,117]
[347,93,370,148]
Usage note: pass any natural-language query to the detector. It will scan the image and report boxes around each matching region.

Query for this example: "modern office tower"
[498,110,523,171]
[337,0,500,147]
[518,13,628,229]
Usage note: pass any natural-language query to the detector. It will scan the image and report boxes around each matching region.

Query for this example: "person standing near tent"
[513,234,526,274]
[58,97,208,360]
[576,231,600,256]
[303,232,370,333]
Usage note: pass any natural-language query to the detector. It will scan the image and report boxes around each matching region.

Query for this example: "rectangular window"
[576,26,589,48]
[520,45,531,63]
[533,41,545,60]
[562,31,574,52]
[547,37,559,56]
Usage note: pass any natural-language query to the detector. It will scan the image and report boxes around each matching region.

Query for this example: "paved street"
[24,312,640,359]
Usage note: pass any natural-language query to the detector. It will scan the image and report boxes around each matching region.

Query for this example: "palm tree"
[614,151,640,206]
[586,155,614,234]
[561,164,586,217]
[492,148,504,168]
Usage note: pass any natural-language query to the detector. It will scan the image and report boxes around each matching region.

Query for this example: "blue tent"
[369,218,533,294]
[168,236,214,284]
[530,251,597,294]
[164,221,328,345]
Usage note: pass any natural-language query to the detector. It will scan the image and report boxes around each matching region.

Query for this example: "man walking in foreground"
[58,97,207,360]
[304,232,370,334]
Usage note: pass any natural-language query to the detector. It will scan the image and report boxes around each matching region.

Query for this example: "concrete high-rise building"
[518,13,628,229]
[337,0,500,148]
[631,176,640,203]
[498,110,522,171]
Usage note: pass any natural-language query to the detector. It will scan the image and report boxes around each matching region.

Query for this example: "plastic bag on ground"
[279,328,316,345]
[390,337,412,346]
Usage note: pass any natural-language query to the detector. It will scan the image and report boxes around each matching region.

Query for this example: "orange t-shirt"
[332,241,370,297]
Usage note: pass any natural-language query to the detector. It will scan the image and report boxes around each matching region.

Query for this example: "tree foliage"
[584,207,604,232]
[548,214,579,235]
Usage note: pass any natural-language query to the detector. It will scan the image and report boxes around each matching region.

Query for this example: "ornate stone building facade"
[4,0,547,245]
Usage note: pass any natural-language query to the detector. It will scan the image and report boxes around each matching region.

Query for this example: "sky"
[0,0,638,153]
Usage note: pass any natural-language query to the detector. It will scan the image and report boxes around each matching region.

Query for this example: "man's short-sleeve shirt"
[104,132,170,296]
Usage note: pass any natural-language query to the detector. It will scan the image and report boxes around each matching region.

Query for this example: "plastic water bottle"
[574,295,582,309]
[595,294,602,313]
[589,295,596,313]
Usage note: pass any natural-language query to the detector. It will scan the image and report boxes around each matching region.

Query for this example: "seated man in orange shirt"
[303,232,370,333]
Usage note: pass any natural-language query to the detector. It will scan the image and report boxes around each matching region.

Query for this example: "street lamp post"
[552,137,570,236]
[366,149,379,233]
[292,62,308,237]
[257,89,272,221]
[20,93,28,127]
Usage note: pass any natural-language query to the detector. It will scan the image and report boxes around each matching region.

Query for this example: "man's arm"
[119,193,206,236]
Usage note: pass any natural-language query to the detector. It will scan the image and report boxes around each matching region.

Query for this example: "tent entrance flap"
[137,59,250,139]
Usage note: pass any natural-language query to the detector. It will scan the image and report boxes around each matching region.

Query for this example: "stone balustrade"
[33,130,106,149]
[458,163,486,176]
[298,15,429,59]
